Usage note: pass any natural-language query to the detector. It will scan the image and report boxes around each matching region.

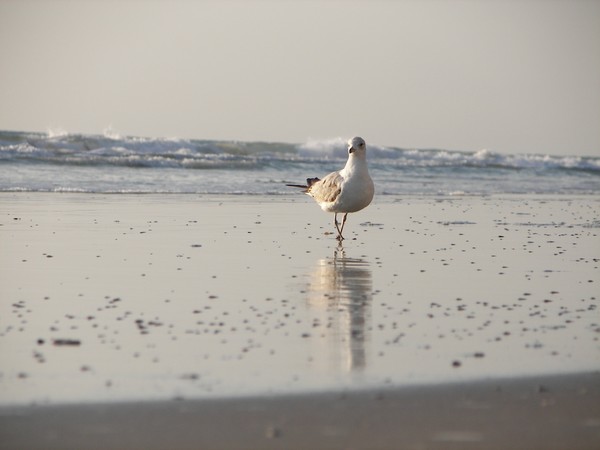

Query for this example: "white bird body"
[287,136,374,240]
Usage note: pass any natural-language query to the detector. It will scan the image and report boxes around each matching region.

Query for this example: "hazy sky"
[1,0,599,156]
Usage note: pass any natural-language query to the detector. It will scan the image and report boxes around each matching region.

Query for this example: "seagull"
[287,136,374,241]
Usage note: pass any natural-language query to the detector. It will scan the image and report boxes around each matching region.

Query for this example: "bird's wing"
[307,171,343,203]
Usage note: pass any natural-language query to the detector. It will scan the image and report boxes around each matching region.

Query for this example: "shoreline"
[2,190,599,197]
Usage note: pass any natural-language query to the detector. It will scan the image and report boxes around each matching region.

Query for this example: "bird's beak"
[348,147,355,154]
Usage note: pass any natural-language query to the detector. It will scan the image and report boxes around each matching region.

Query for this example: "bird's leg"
[338,213,349,240]
[334,213,344,240]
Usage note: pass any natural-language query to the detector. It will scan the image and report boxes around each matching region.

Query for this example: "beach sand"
[1,193,599,448]
[1,372,599,450]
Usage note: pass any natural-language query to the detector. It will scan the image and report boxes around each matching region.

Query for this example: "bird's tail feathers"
[286,177,321,191]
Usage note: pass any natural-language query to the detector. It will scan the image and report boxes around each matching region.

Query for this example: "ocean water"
[1,129,599,196]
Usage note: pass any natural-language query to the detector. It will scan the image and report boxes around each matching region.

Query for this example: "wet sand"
[1,372,599,450]
[1,193,599,448]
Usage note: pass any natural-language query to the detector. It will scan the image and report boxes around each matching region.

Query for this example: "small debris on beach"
[52,339,81,346]
[265,425,282,439]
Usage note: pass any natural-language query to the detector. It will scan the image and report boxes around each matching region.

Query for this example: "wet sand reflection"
[304,245,372,373]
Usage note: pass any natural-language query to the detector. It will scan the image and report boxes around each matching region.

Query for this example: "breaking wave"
[1,129,598,172]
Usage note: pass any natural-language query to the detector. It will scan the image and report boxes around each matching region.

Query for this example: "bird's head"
[347,136,367,156]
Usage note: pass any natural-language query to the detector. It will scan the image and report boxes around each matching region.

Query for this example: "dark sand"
[1,372,599,450]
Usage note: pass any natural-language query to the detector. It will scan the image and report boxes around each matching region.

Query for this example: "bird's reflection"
[305,244,372,373]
